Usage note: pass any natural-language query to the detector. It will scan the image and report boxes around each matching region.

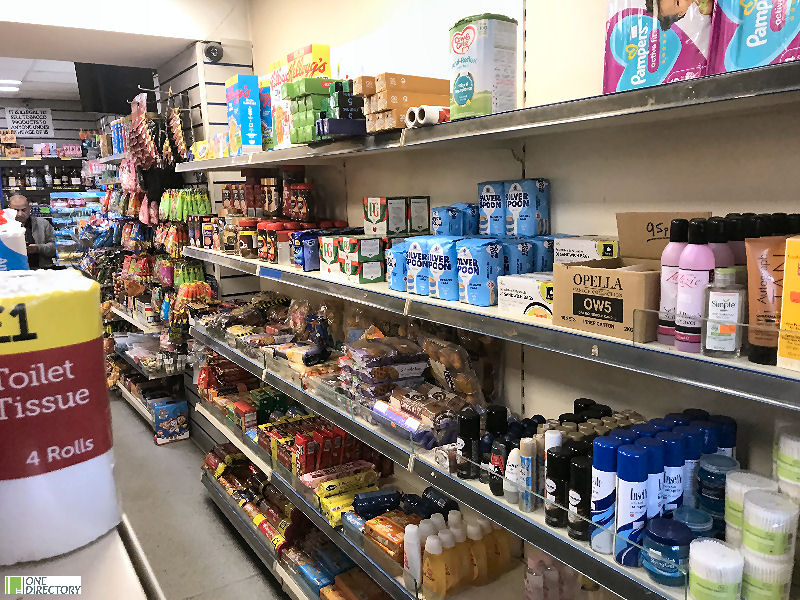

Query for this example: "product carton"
[554,236,619,264]
[225,74,262,155]
[375,73,449,95]
[3,147,24,158]
[319,235,340,275]
[363,197,407,236]
[408,196,430,234]
[778,236,800,372]
[340,235,385,262]
[152,399,190,445]
[285,44,331,83]
[343,256,386,284]
[498,273,555,322]
[257,76,274,150]
[615,212,713,260]
[0,130,16,144]
[372,91,449,113]
[353,76,376,97]
[552,258,660,342]
[269,60,293,149]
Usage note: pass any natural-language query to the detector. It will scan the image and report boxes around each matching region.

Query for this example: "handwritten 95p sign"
[6,108,54,138]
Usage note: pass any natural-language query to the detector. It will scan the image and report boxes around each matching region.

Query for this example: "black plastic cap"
[725,216,745,242]
[788,214,800,235]
[687,218,708,244]
[751,216,773,238]
[707,217,728,244]
[669,219,689,243]
[547,447,576,481]
[486,405,509,436]
[771,213,789,236]
[458,406,480,439]
[559,413,578,425]
[574,398,596,414]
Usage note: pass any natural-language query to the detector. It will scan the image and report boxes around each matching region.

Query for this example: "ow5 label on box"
[363,197,407,235]
[226,74,263,155]
[498,273,554,321]
[555,236,619,264]
[505,178,550,237]
[478,181,506,236]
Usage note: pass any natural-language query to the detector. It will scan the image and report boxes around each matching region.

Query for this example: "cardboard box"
[372,90,449,112]
[319,235,340,274]
[226,74,262,154]
[258,76,274,150]
[778,236,800,371]
[285,44,331,83]
[343,256,386,284]
[363,197,407,235]
[152,399,190,445]
[616,212,713,260]
[3,147,24,158]
[498,273,554,322]
[552,258,660,342]
[375,73,449,95]
[555,236,619,264]
[268,60,293,149]
[408,196,430,234]
[340,235,385,262]
[378,108,406,131]
[0,130,16,144]
[353,76,376,97]
[294,77,337,96]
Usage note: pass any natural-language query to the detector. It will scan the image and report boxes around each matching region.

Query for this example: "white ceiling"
[0,57,79,100]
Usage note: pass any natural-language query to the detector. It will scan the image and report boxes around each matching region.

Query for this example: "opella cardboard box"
[375,73,449,95]
[616,212,712,260]
[552,258,660,342]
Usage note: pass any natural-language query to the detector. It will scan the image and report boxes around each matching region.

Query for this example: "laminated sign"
[5,107,54,138]
[0,270,119,565]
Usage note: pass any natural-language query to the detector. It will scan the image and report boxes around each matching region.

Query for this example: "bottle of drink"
[61,167,69,187]
[44,165,53,187]
[70,167,81,186]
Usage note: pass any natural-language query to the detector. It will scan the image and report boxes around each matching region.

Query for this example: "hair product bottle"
[675,219,716,353]
[658,218,689,345]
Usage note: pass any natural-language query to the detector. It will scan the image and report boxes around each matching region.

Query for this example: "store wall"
[0,98,98,153]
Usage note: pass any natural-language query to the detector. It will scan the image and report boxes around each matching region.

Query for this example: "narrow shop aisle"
[110,393,289,600]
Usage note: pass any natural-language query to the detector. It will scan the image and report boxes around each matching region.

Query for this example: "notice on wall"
[6,108,54,138]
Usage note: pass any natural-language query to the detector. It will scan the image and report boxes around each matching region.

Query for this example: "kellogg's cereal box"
[225,74,262,155]
[269,60,293,149]
[258,76,274,150]
[286,44,331,83]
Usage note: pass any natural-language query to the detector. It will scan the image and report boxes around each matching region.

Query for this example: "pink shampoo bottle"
[675,219,716,353]
[658,219,689,345]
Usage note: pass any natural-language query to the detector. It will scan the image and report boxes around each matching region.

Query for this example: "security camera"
[204,42,223,64]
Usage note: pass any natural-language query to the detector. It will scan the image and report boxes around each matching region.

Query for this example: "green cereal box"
[340,235,385,262]
[343,255,386,284]
[408,196,431,234]
[319,235,340,274]
[363,197,407,236]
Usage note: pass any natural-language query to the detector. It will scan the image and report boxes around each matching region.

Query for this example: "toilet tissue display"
[603,0,713,93]
[0,208,28,271]
[0,269,119,565]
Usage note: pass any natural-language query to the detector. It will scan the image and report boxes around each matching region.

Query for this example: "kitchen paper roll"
[416,106,450,126]
[0,208,29,271]
[405,107,419,129]
[0,269,119,565]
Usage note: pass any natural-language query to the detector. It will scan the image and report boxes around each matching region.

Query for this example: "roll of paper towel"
[0,208,29,271]
[0,269,119,565]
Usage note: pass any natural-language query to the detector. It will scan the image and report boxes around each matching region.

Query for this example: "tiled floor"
[111,393,289,600]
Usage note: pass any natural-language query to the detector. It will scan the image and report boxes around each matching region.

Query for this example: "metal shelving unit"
[185,247,800,410]
[93,152,128,165]
[115,383,153,425]
[201,472,316,600]
[176,62,800,173]
[196,403,414,600]
[111,304,162,334]
[189,327,685,600]
[0,157,85,168]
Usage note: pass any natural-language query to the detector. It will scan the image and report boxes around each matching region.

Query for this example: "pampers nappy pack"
[709,0,800,74]
[406,236,432,295]
[505,179,550,237]
[386,242,409,292]
[603,0,712,93]
[427,236,461,301]
[478,181,506,236]
[457,238,504,306]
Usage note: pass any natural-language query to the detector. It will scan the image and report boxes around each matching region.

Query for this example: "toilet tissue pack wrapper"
[0,269,119,565]
[0,208,28,271]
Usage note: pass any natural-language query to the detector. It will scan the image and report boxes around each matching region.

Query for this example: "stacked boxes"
[283,77,338,144]
[363,196,430,236]
[317,80,367,138]
[225,74,263,155]
[357,73,449,133]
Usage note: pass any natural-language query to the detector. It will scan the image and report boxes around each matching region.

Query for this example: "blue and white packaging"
[431,206,463,236]
[386,242,409,292]
[477,181,506,236]
[591,436,624,554]
[634,438,665,520]
[505,178,550,237]
[451,203,479,235]
[427,236,460,301]
[406,236,431,296]
[614,445,648,567]
[456,238,504,306]
[0,209,29,270]
[655,431,685,517]
[530,236,555,272]
[673,426,704,509]
[502,238,535,275]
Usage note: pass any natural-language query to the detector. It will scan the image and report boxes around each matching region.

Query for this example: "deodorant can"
[614,445,647,566]
[655,431,685,517]
[590,436,624,554]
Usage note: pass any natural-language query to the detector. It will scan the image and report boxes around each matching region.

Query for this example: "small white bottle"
[701,267,746,358]
[403,524,421,592]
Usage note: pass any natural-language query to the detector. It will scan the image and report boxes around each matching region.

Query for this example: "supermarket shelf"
[115,383,153,425]
[176,62,800,173]
[99,177,120,185]
[191,330,680,599]
[111,304,162,334]
[196,403,414,600]
[190,326,413,466]
[0,156,84,167]
[2,185,85,196]
[201,472,314,600]
[94,152,128,165]
[185,246,800,409]
[115,349,175,381]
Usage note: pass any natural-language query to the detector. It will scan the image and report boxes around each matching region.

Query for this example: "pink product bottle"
[724,215,747,266]
[658,219,689,346]
[706,217,734,268]
[675,219,715,353]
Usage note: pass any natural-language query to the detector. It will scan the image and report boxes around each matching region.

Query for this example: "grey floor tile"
[110,395,289,600]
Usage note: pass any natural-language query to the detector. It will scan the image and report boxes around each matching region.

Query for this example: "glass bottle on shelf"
[18,168,26,188]
[70,167,81,187]
[61,167,69,187]
[7,168,16,188]
[44,165,53,187]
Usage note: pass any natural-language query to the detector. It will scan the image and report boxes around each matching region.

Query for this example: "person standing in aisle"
[9,194,56,269]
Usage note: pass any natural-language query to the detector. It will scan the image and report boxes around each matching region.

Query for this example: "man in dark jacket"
[9,194,56,268]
